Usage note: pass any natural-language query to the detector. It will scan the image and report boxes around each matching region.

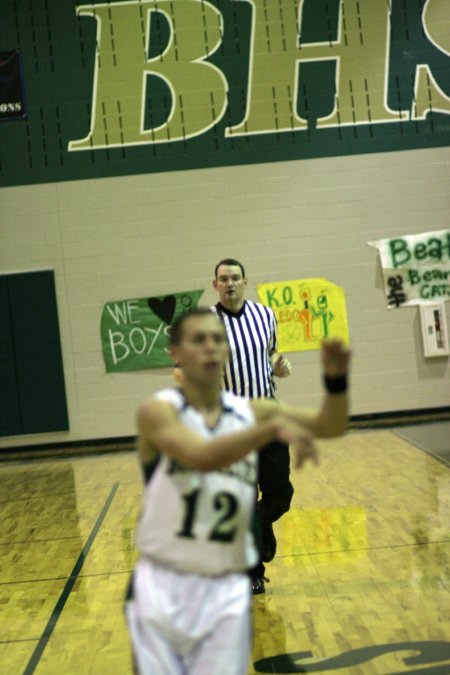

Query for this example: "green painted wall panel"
[0,277,22,437]
[0,0,449,187]
[2,272,69,437]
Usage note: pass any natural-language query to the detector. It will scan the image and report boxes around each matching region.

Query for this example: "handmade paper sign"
[101,290,204,372]
[256,278,349,352]
[368,229,450,308]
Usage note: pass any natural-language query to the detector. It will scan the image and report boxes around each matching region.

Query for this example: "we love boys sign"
[100,290,204,372]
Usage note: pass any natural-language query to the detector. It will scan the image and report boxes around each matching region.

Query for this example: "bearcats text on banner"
[368,230,450,308]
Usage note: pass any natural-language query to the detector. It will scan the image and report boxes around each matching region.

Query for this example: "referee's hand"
[272,354,292,378]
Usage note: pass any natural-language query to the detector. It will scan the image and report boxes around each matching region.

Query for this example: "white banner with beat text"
[368,229,450,308]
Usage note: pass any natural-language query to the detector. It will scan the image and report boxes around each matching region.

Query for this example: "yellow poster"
[256,278,349,352]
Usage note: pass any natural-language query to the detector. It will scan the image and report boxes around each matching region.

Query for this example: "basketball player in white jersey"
[126,308,350,675]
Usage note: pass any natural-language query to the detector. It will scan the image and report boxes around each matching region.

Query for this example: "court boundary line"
[22,482,120,675]
[0,568,132,588]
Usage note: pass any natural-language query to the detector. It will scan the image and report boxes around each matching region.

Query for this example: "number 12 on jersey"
[176,488,239,543]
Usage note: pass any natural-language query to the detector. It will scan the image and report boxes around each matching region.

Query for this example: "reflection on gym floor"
[0,424,449,674]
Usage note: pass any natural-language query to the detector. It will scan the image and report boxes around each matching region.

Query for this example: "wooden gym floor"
[0,423,449,674]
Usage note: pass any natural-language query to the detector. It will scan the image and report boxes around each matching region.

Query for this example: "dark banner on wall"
[0,50,26,121]
[0,1,449,187]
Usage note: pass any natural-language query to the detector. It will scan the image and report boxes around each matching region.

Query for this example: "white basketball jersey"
[135,388,259,576]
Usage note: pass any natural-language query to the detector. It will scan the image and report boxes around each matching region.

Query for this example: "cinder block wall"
[1,147,449,448]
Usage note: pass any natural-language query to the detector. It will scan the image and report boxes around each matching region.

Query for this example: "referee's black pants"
[252,439,294,577]
[257,438,293,525]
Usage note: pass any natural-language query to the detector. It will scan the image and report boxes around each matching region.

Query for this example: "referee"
[212,258,293,594]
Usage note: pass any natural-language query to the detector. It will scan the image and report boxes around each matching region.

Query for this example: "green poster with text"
[100,290,204,372]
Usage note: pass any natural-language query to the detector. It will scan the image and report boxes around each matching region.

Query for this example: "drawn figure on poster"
[298,289,316,342]
[311,294,334,338]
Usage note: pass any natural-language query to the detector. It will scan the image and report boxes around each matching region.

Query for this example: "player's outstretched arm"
[312,337,351,437]
[254,338,351,440]
[137,398,295,472]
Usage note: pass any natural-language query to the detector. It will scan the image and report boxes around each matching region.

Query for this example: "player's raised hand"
[321,338,351,377]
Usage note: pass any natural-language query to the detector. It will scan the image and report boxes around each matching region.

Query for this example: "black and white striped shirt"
[212,301,277,399]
